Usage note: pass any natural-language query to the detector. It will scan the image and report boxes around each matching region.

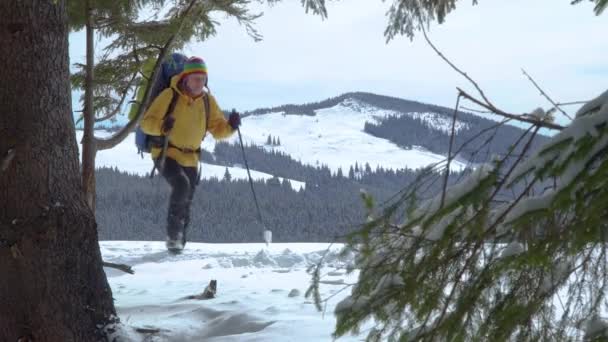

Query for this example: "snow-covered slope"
[219,98,467,173]
[77,96,468,189]
[101,241,368,341]
[75,131,306,191]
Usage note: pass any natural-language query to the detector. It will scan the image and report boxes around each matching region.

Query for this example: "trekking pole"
[235,111,272,246]
[158,136,170,176]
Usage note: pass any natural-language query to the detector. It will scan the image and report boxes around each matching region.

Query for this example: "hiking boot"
[166,232,184,254]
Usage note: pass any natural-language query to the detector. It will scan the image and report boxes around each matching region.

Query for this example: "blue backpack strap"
[165,88,179,122]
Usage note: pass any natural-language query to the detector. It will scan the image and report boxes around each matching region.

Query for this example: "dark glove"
[162,116,175,134]
[228,110,241,130]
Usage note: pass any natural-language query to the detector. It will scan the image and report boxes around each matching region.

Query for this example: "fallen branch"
[135,327,161,334]
[522,68,572,120]
[102,261,134,274]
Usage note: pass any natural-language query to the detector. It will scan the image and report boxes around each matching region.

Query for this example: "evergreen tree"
[348,166,355,179]
[223,167,232,182]
[277,137,281,146]
[266,135,272,145]
[0,1,115,338]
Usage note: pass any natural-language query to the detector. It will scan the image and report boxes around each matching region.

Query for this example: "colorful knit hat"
[181,57,207,78]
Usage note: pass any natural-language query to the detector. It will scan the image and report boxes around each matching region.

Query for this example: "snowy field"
[101,241,369,342]
[75,131,306,191]
[225,98,467,173]
[78,97,467,190]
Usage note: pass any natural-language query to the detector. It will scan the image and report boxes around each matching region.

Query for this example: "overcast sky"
[69,0,606,124]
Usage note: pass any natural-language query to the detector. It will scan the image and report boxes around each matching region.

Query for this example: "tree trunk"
[0,1,116,341]
[82,0,97,212]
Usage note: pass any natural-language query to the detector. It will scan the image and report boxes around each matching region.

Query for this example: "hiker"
[140,56,241,252]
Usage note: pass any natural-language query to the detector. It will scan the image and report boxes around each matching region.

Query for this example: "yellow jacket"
[140,72,234,167]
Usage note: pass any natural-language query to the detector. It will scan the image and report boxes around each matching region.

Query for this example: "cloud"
[69,0,607,115]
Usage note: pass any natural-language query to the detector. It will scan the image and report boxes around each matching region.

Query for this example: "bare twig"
[522,68,572,120]
[102,261,134,274]
[1,148,16,173]
[421,25,494,109]
[458,88,565,130]
[461,105,492,114]
[421,25,565,131]
[441,94,461,208]
[93,72,139,123]
[556,100,589,106]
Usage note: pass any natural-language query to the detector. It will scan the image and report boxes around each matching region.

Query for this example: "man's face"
[185,74,206,96]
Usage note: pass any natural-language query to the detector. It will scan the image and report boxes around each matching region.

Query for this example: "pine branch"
[93,71,138,123]
[96,0,199,151]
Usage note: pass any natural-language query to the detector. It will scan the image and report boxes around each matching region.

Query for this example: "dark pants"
[157,157,199,242]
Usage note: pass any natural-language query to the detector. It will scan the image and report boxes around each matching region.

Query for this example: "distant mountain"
[240,91,547,168]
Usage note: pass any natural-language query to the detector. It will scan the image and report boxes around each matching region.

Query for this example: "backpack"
[135,53,210,154]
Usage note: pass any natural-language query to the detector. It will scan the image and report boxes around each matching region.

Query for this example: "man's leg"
[181,166,199,247]
[159,158,191,251]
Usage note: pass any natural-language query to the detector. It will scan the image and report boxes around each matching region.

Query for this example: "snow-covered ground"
[101,241,368,341]
[221,98,467,173]
[75,131,306,191]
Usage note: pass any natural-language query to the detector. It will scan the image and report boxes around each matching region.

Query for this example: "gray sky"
[69,0,606,124]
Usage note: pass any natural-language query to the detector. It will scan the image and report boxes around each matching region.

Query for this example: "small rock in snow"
[288,289,300,298]
[202,263,213,269]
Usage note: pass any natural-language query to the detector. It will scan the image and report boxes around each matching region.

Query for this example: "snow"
[529,107,554,123]
[224,98,467,173]
[413,163,494,221]
[503,189,555,225]
[509,90,608,186]
[405,111,469,134]
[100,241,367,341]
[576,89,608,118]
[75,97,469,193]
[75,131,306,191]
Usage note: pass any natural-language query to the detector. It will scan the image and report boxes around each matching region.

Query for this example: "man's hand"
[162,116,175,134]
[228,110,241,130]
